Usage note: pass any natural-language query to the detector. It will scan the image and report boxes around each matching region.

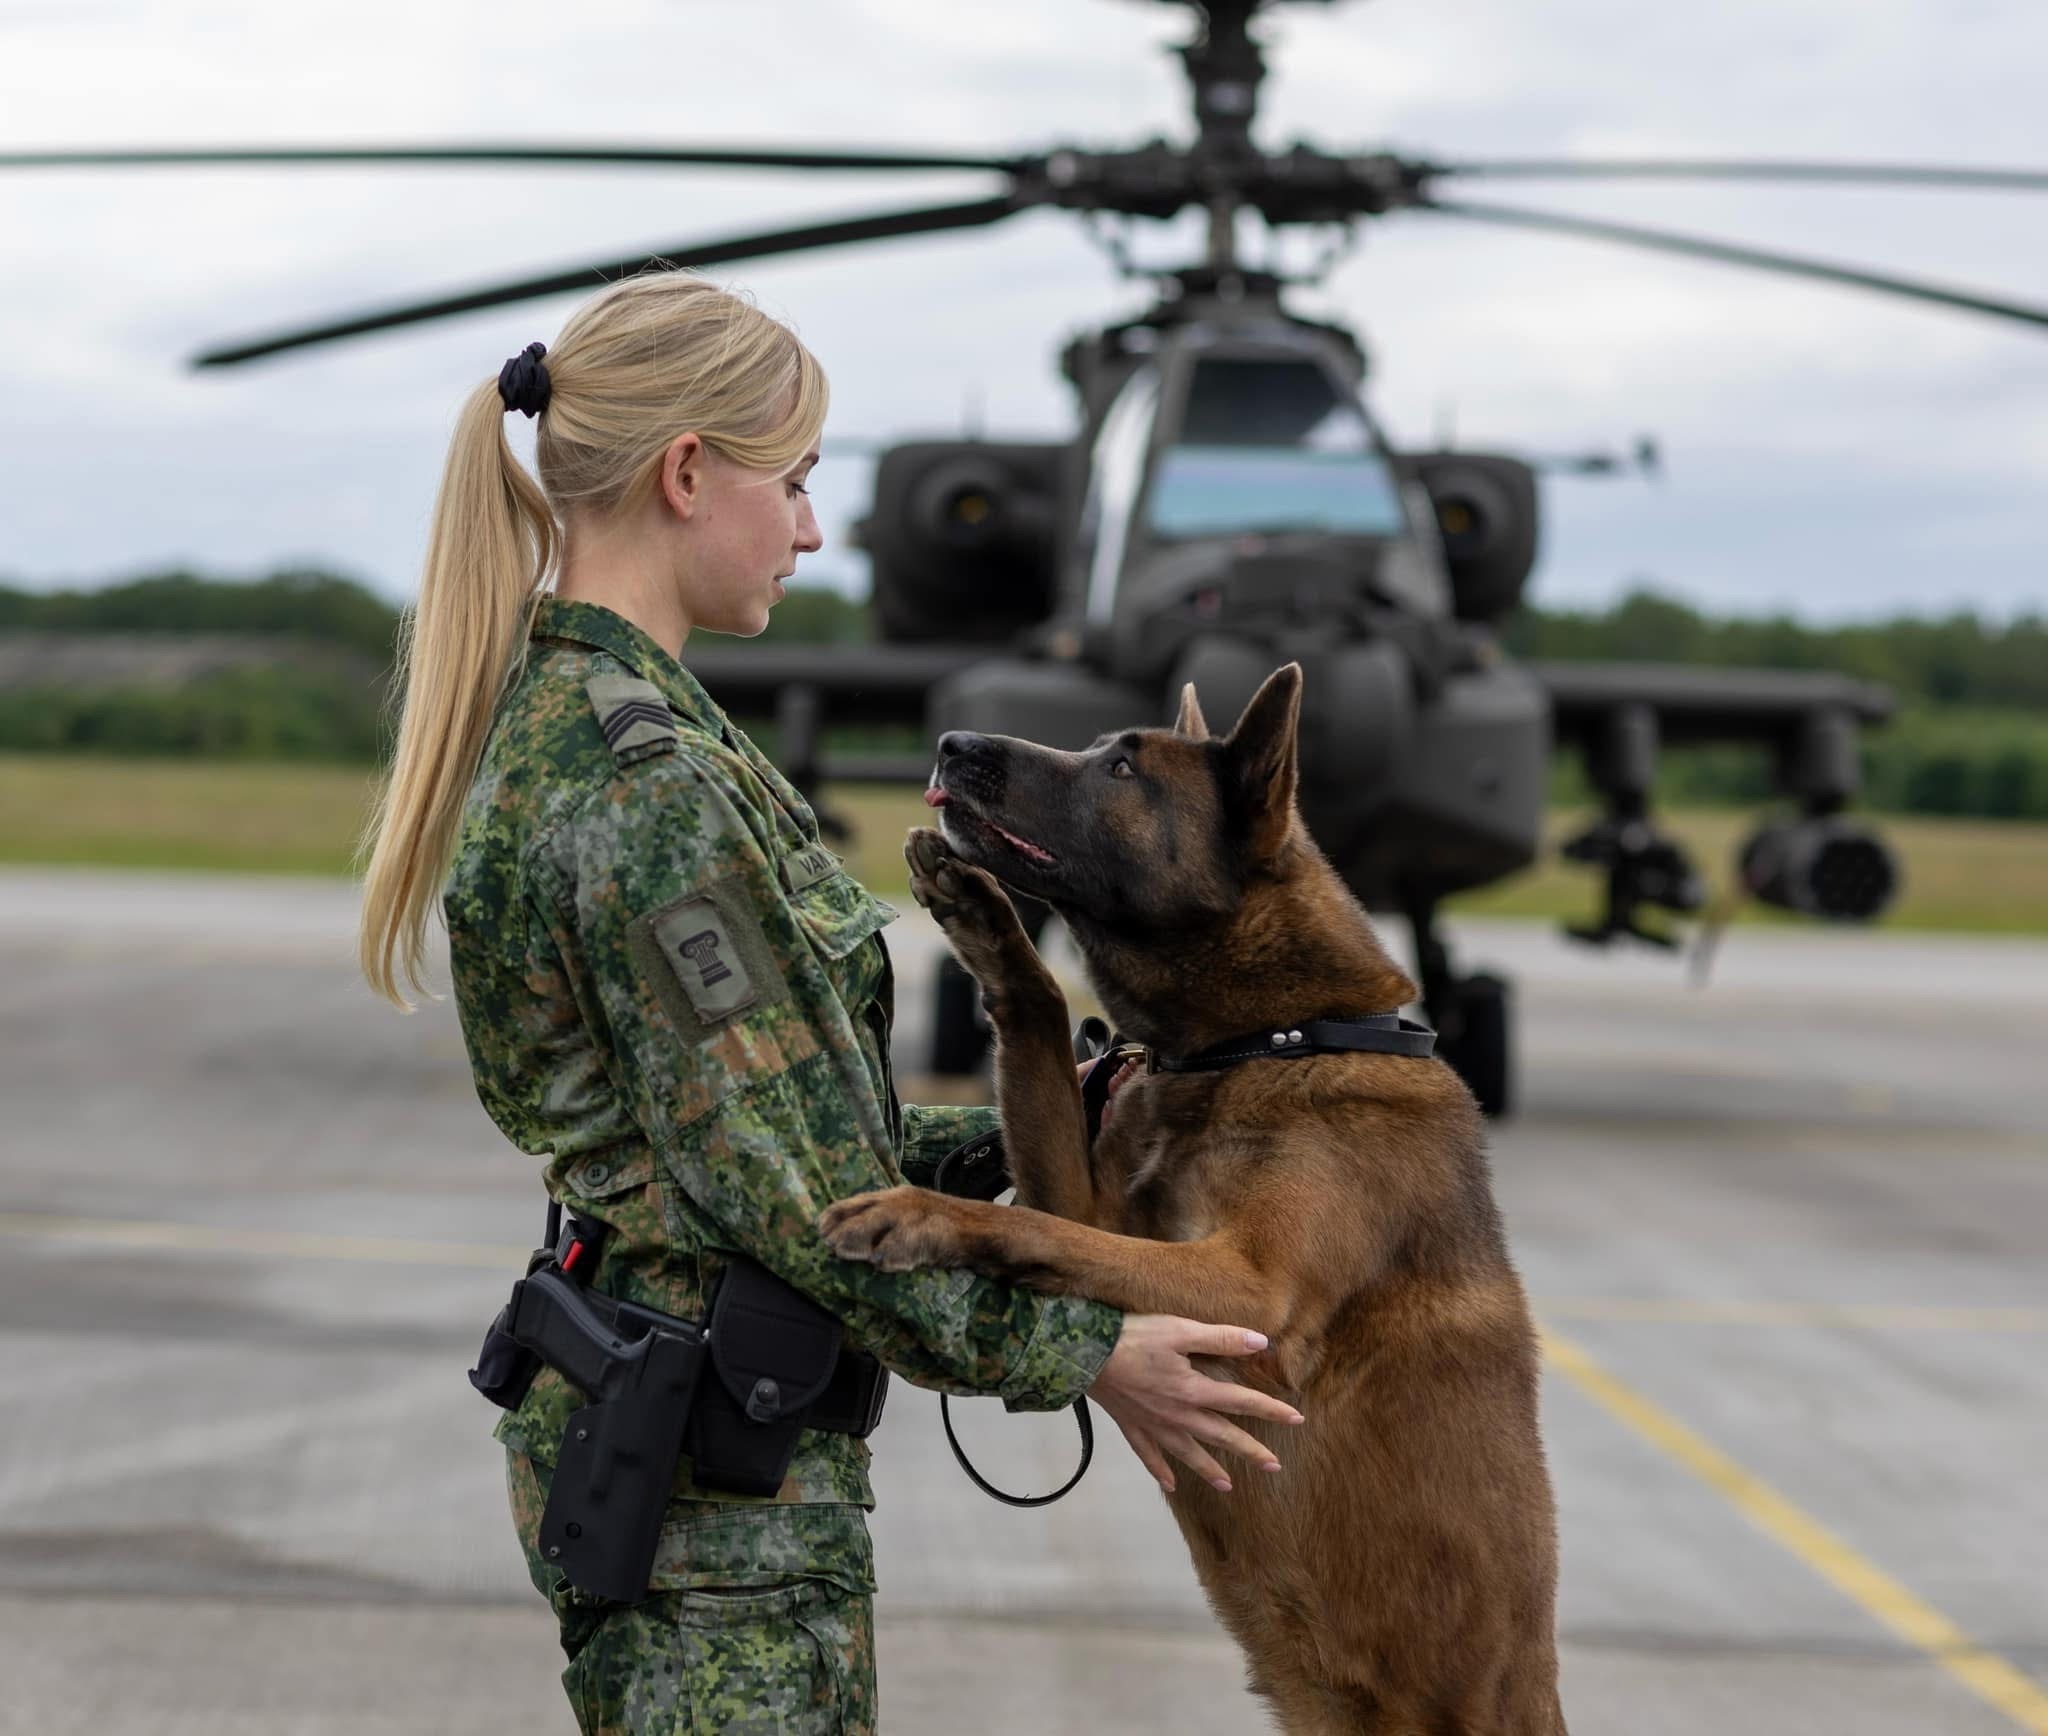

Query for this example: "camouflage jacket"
[443,597,1120,1589]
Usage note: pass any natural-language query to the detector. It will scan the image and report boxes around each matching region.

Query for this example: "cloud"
[0,0,2043,620]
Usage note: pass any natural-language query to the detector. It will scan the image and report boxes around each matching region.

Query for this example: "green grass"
[0,754,377,876]
[6,753,2047,934]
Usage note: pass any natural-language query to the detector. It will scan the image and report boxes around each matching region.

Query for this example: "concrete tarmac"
[0,867,2043,1734]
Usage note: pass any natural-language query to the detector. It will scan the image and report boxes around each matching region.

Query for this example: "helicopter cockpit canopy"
[1145,355,1409,542]
[1076,329,1452,688]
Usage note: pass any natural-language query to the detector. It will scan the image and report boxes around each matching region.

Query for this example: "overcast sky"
[3,0,2045,623]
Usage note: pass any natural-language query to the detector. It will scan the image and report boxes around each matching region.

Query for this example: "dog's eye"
[1111,758,1135,779]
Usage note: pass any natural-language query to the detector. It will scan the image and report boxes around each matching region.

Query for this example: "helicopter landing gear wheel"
[1441,971,1513,1120]
[929,953,990,1076]
[1406,899,1516,1119]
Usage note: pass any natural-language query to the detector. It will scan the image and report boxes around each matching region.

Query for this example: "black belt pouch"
[687,1256,858,1496]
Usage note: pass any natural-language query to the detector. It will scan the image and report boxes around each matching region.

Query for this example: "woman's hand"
[1088,1314,1304,1495]
[1075,1054,1142,1125]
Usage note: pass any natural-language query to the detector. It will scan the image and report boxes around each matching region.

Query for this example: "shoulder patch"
[627,881,791,1044]
[651,897,758,1019]
[586,674,678,765]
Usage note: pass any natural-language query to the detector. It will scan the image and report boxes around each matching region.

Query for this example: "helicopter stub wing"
[679,643,979,785]
[684,647,1900,761]
[1529,661,1895,748]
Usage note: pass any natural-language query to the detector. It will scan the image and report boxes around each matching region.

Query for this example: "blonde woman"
[359,272,1299,1734]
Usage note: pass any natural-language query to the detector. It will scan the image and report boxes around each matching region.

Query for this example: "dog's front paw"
[818,1187,968,1273]
[905,829,1014,933]
[903,828,1045,1003]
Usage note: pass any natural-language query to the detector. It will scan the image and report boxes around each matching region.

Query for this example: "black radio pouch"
[687,1256,870,1496]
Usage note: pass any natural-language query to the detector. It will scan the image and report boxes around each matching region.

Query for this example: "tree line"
[1502,589,2048,712]
[1,569,2042,817]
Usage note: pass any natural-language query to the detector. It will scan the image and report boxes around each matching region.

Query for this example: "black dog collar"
[1152,1013,1437,1074]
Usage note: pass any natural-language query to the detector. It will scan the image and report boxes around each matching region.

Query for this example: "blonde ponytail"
[359,382,557,1006]
[357,272,828,1009]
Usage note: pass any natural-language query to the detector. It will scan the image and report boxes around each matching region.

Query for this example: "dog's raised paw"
[903,827,961,912]
[904,827,1011,932]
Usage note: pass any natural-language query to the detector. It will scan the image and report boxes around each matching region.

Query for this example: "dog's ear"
[1173,682,1210,740]
[1222,663,1303,860]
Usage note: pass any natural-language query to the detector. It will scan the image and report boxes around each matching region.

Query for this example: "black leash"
[939,1373,1095,1509]
[929,1018,1129,1508]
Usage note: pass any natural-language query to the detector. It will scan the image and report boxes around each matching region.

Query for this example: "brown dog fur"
[820,666,1566,1735]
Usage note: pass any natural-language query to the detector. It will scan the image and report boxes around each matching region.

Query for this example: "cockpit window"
[1147,357,1409,539]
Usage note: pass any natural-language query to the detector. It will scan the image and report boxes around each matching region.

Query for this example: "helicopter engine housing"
[866,441,1066,643]
[1400,452,1541,625]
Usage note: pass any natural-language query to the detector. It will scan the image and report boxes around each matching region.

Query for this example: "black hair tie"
[497,342,552,418]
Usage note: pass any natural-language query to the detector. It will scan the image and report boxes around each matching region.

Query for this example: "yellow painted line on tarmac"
[1541,1297,2048,1332]
[0,1211,527,1269]
[1542,1327,2048,1735]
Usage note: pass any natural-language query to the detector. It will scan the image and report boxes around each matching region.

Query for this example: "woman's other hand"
[1074,1054,1142,1126]
[1088,1314,1304,1495]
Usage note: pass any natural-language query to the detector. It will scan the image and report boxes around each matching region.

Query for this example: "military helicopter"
[12,0,2047,1113]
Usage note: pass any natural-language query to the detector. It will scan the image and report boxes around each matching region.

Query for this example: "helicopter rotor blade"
[1413,196,2048,332]
[0,143,1025,174]
[1423,158,2048,194]
[192,193,1037,367]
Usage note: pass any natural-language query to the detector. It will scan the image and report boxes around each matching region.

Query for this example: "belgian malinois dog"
[820,665,1565,1735]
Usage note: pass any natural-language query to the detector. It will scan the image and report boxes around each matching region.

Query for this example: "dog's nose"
[937,730,995,763]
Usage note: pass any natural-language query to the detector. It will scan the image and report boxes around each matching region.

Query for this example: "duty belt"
[469,1210,888,1602]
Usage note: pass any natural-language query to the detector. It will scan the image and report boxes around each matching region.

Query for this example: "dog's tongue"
[923,787,949,808]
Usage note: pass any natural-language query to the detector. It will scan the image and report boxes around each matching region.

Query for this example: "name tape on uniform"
[780,845,841,896]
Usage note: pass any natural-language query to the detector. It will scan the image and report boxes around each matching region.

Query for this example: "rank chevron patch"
[585,673,680,763]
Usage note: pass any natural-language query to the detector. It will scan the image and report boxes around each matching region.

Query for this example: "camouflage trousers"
[510,1452,878,1735]
[545,1577,875,1735]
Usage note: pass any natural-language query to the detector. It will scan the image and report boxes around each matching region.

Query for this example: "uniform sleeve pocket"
[789,870,896,963]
